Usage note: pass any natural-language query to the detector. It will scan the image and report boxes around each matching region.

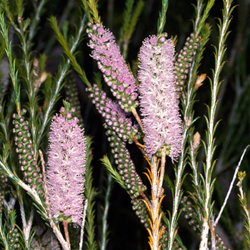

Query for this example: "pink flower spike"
[86,23,139,112]
[138,34,183,161]
[46,111,86,226]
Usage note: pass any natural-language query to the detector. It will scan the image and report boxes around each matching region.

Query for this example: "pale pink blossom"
[47,109,86,225]
[138,34,182,161]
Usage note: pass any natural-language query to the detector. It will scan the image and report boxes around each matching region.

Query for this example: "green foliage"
[93,71,103,89]
[101,156,126,191]
[37,54,47,74]
[0,212,10,249]
[84,136,98,250]
[192,0,215,35]
[157,0,168,34]
[119,0,144,58]
[81,0,92,21]
[49,16,91,88]
[86,0,100,23]
[0,12,21,115]
[119,0,134,38]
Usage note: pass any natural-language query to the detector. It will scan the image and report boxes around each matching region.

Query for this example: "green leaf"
[100,155,127,190]
[157,0,169,34]
[49,16,91,87]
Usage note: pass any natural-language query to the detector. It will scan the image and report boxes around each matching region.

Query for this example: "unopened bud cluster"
[174,33,200,95]
[8,227,20,249]
[65,75,84,125]
[181,196,231,250]
[86,22,138,112]
[160,230,181,249]
[105,124,146,198]
[12,109,43,194]
[181,196,200,232]
[0,171,7,213]
[88,84,140,143]
[213,236,231,250]
[131,198,149,226]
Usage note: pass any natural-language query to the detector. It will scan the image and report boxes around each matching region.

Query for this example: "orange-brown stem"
[139,190,151,209]
[63,220,71,250]
[157,147,166,198]
[131,107,144,133]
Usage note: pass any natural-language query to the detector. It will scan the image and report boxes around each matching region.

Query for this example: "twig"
[18,191,35,248]
[0,159,44,215]
[79,199,88,250]
[131,107,144,133]
[63,220,71,250]
[214,145,249,226]
[139,190,151,209]
[23,206,34,247]
[3,196,16,212]
[19,196,27,229]
[143,156,165,250]
[199,1,234,248]
[100,174,112,250]
[157,147,166,198]
[131,135,146,155]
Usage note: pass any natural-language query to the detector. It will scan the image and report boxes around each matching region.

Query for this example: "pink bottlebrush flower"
[138,34,182,161]
[46,107,86,226]
[86,22,138,112]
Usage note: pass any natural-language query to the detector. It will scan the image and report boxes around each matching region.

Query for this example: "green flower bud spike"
[174,33,201,96]
[12,109,44,196]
